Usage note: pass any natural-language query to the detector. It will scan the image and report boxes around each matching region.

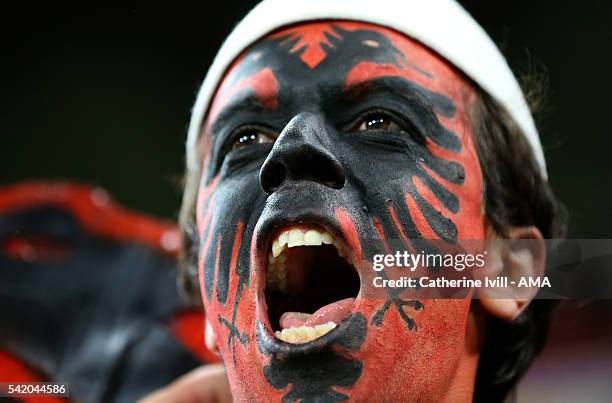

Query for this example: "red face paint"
[269,24,345,69]
[195,21,485,402]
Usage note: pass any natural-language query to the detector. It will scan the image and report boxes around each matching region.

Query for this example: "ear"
[205,318,220,355]
[478,226,546,321]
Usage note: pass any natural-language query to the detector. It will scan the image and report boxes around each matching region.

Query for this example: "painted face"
[195,21,485,402]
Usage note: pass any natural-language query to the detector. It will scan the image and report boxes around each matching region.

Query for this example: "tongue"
[278,312,311,329]
[279,298,355,330]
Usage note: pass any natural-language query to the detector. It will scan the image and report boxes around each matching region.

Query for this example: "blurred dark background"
[3,1,611,236]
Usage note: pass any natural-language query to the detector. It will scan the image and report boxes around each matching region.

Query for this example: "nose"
[259,112,345,194]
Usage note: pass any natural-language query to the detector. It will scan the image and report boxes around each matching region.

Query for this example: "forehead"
[205,21,474,129]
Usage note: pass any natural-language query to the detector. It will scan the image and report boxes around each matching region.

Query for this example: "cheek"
[350,299,472,400]
[196,174,260,305]
[425,121,485,240]
[196,177,278,399]
[195,178,248,335]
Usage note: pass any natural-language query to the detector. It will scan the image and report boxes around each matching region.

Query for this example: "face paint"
[195,21,485,402]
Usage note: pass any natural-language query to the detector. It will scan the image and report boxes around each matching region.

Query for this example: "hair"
[470,88,567,402]
[178,166,203,305]
[177,77,568,403]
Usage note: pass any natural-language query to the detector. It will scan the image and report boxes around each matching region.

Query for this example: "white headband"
[185,0,547,178]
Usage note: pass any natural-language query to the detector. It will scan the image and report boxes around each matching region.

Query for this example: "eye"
[231,128,275,151]
[351,111,404,133]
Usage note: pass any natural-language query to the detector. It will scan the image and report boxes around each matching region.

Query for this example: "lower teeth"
[274,322,337,344]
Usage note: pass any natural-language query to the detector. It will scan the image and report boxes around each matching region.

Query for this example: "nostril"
[261,162,287,194]
[268,163,287,189]
[312,161,345,189]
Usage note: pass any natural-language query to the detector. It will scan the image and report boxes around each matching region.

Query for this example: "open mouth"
[264,224,360,344]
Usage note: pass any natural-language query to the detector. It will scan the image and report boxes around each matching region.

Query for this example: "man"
[148,0,566,401]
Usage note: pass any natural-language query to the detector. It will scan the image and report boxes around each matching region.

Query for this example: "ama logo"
[518,277,551,287]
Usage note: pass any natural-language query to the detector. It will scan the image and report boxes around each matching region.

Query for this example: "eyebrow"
[344,77,456,118]
[208,93,271,134]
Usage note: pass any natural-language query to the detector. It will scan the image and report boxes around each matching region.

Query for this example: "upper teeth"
[273,228,335,257]
[267,226,346,293]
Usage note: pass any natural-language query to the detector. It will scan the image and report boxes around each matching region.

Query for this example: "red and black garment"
[0,182,218,403]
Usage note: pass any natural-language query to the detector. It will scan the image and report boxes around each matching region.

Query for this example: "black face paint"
[258,313,366,402]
